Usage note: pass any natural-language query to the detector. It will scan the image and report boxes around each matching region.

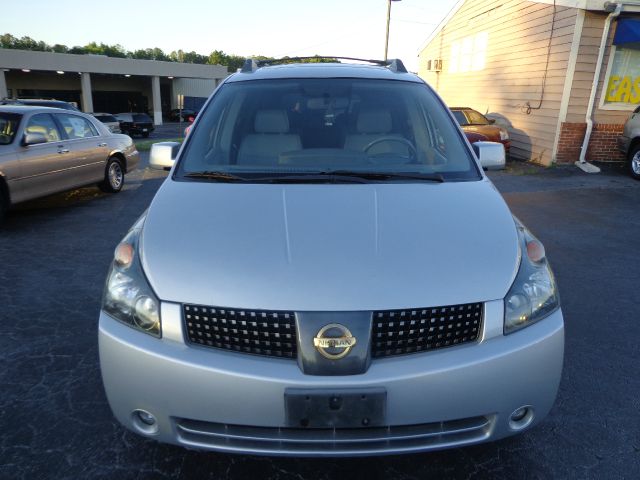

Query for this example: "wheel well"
[630,137,640,155]
[0,173,10,204]
[110,152,127,172]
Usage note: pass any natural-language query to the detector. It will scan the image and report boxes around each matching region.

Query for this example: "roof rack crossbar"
[239,56,408,73]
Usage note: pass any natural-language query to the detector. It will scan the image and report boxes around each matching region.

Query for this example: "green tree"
[0,34,17,49]
[169,49,184,63]
[0,32,312,70]
[51,44,68,53]
[68,45,87,55]
[207,50,245,72]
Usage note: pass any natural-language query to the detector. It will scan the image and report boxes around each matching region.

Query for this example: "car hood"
[141,179,519,311]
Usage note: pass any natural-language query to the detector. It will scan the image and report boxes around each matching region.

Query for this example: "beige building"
[418,0,640,166]
[0,49,229,125]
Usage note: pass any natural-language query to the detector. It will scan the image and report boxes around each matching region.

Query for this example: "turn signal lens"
[526,240,545,263]
[114,242,134,268]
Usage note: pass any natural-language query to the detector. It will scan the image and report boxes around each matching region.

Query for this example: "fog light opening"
[509,406,534,431]
[131,409,159,435]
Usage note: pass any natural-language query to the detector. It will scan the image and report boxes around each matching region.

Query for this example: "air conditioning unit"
[426,59,443,72]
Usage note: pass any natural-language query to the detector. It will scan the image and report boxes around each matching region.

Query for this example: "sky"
[0,0,459,72]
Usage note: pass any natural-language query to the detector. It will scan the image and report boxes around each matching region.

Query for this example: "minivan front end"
[98,63,564,456]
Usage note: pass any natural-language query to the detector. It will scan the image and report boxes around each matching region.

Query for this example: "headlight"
[102,215,161,337]
[500,129,510,141]
[504,220,559,334]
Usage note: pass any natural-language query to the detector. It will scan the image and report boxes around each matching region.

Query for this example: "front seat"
[344,108,409,157]
[237,110,302,166]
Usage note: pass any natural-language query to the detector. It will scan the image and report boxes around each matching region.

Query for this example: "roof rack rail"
[240,56,408,74]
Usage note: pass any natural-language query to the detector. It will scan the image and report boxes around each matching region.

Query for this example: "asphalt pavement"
[1,159,639,479]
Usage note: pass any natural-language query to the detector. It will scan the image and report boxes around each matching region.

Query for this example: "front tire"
[628,144,640,180]
[99,157,125,193]
[0,194,6,226]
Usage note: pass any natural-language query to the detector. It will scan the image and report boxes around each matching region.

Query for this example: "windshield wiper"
[182,171,371,184]
[182,170,444,184]
[327,171,445,183]
[183,171,248,182]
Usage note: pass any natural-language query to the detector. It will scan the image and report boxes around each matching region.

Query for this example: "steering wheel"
[363,136,417,160]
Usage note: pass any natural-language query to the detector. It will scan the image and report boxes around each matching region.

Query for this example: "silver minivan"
[99,59,564,456]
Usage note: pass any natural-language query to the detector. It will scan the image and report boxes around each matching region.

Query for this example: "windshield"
[133,114,151,122]
[451,110,468,126]
[0,113,21,145]
[176,78,480,182]
[465,109,490,125]
[97,115,118,123]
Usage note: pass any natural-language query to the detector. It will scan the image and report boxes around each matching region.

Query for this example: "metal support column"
[151,76,163,126]
[0,70,8,99]
[80,73,93,113]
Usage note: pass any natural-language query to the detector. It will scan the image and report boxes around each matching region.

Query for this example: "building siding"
[566,11,635,125]
[419,0,578,165]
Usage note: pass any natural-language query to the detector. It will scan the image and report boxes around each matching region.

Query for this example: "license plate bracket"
[285,388,386,428]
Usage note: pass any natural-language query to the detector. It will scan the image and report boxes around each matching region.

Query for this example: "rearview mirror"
[149,142,181,171]
[472,141,505,170]
[23,132,48,146]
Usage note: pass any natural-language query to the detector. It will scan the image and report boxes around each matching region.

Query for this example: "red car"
[451,107,511,155]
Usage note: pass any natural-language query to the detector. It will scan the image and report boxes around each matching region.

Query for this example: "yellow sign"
[605,75,640,104]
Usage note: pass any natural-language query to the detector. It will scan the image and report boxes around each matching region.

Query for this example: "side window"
[25,114,61,142]
[56,114,99,139]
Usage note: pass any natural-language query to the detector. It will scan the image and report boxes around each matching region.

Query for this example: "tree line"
[0,34,335,73]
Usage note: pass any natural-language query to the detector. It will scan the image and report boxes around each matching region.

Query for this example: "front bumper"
[126,150,141,173]
[99,302,564,456]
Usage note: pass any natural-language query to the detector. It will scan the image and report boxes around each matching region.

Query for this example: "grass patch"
[135,138,183,152]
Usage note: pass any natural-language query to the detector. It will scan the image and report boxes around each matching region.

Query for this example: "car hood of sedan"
[141,179,519,311]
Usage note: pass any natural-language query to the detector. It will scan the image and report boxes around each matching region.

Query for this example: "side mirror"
[149,141,181,171]
[472,141,505,170]
[23,132,48,146]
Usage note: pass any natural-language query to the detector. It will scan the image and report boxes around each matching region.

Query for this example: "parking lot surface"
[1,159,639,479]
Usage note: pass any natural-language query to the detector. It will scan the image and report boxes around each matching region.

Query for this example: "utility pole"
[384,0,401,61]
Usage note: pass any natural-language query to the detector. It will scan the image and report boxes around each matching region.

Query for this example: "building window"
[449,32,489,74]
[601,19,640,109]
[602,46,640,107]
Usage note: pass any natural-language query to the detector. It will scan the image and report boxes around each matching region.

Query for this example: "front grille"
[174,415,493,455]
[371,302,483,358]
[183,304,297,358]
